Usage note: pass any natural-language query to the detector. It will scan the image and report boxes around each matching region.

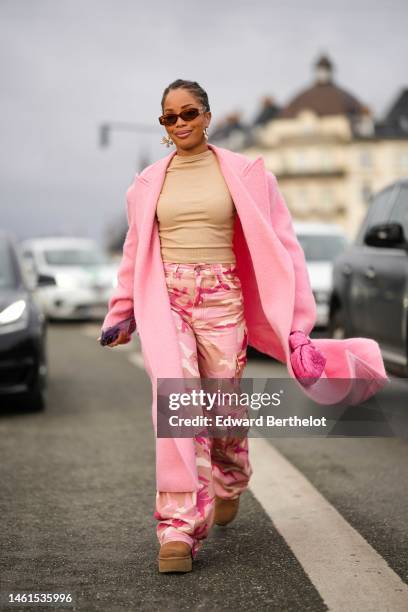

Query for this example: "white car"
[293,222,348,328]
[19,237,119,320]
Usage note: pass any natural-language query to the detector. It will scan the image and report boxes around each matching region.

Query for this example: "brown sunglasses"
[158,107,206,126]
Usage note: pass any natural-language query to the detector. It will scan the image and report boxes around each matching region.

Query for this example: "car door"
[346,184,398,337]
[369,184,408,366]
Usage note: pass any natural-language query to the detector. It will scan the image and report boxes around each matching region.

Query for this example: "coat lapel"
[209,145,296,355]
[134,144,267,220]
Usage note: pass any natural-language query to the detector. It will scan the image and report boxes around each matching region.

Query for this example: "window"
[22,249,34,261]
[302,123,314,135]
[43,248,109,267]
[296,151,307,171]
[354,185,397,245]
[389,185,408,240]
[361,183,372,204]
[399,152,408,172]
[321,152,333,171]
[0,241,18,289]
[296,234,347,262]
[20,248,38,277]
[296,188,309,212]
[321,188,333,207]
[360,150,372,168]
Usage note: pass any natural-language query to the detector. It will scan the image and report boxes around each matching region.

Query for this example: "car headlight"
[0,299,29,333]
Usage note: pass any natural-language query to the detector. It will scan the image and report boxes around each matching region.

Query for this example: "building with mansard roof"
[209,54,408,238]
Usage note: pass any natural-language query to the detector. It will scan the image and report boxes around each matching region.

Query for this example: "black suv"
[0,231,48,410]
[329,179,408,376]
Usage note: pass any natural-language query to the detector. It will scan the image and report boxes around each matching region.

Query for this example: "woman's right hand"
[97,330,131,348]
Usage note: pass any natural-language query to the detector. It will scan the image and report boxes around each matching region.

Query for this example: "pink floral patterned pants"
[153,262,253,559]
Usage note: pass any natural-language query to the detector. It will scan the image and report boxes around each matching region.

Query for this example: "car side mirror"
[363,222,408,249]
[36,273,57,287]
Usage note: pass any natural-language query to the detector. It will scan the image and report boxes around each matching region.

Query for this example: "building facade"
[210,55,408,239]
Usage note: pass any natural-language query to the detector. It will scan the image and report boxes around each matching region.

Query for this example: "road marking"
[249,437,408,611]
[81,322,407,607]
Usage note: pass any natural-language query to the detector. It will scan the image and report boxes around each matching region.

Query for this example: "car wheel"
[405,315,408,378]
[27,360,48,411]
[27,385,47,411]
[329,307,347,339]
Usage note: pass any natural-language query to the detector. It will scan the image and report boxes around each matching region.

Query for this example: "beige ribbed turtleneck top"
[156,148,237,263]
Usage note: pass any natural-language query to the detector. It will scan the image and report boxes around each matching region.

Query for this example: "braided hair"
[161,79,210,113]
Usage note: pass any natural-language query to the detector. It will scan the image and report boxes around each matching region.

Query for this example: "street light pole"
[98,121,162,148]
[98,120,163,172]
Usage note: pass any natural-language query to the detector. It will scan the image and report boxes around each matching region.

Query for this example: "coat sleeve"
[266,171,316,336]
[100,185,138,338]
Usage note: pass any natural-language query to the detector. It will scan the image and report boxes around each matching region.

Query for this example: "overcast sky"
[1,0,407,247]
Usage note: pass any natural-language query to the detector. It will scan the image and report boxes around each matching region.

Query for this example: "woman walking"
[98,79,388,573]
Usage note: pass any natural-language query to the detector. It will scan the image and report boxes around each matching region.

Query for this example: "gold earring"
[160,135,174,147]
[203,127,208,140]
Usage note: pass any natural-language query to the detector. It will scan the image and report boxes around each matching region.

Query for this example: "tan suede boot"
[158,541,193,573]
[213,495,240,526]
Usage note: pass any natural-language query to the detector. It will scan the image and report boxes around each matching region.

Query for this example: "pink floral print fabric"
[154,262,253,559]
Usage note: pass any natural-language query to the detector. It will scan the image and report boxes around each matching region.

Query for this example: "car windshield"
[43,248,109,266]
[0,240,18,288]
[297,234,347,262]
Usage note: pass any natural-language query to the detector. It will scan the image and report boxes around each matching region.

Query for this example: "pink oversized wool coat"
[101,143,390,492]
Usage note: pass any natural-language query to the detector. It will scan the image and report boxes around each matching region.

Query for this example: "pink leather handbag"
[289,330,327,387]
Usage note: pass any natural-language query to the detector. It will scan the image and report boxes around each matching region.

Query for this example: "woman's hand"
[289,330,326,386]
[98,315,137,347]
[97,329,131,348]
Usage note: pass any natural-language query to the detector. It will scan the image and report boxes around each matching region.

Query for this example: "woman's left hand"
[289,330,326,387]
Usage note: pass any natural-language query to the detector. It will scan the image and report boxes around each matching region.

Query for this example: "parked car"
[0,231,48,410]
[329,179,408,376]
[19,237,118,320]
[293,222,348,328]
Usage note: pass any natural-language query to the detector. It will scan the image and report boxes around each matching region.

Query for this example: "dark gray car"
[329,179,408,376]
[0,231,49,410]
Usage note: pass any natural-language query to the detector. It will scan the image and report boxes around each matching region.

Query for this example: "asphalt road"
[0,322,407,611]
